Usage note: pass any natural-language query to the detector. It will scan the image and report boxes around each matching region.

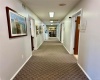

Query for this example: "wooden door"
[31,36,34,50]
[74,16,80,55]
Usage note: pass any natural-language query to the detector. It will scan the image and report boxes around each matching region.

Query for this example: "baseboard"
[37,41,43,49]
[77,63,92,80]
[10,55,32,80]
[63,45,71,54]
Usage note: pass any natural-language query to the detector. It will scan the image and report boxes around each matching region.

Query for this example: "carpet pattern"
[14,38,89,80]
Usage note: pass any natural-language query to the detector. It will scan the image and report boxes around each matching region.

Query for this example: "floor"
[47,37,58,41]
[74,55,78,60]
[14,38,88,80]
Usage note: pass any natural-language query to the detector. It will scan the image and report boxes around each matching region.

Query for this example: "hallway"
[14,38,88,80]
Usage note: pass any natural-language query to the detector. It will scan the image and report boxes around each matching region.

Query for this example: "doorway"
[49,27,56,37]
[70,9,82,60]
[61,23,64,43]
[31,36,34,50]
[29,16,36,51]
[60,24,62,41]
[30,19,34,51]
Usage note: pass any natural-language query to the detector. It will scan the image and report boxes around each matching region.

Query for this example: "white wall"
[0,0,44,80]
[26,8,45,50]
[62,19,72,52]
[61,0,100,79]
[35,23,45,50]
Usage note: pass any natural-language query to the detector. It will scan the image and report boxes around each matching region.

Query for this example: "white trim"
[10,55,32,80]
[70,17,76,54]
[72,8,83,17]
[61,23,64,43]
[77,63,92,80]
[63,44,71,54]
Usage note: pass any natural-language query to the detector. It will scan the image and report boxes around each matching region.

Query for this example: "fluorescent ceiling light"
[50,21,53,23]
[49,12,54,17]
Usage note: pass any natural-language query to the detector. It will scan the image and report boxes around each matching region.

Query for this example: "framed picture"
[6,7,27,38]
[36,25,39,35]
[39,26,43,34]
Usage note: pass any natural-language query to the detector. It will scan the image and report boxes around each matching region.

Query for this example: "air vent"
[59,3,66,6]
[22,3,26,9]
[53,20,60,23]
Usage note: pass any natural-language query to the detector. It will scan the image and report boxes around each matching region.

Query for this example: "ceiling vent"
[53,20,60,23]
[59,3,66,6]
[22,3,26,9]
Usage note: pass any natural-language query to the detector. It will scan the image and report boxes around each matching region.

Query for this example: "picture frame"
[36,25,39,35]
[6,7,27,38]
[39,26,43,34]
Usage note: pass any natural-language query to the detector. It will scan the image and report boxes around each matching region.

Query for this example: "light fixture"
[51,24,53,25]
[50,21,53,23]
[49,12,54,17]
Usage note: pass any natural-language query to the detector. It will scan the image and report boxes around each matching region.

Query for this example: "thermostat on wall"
[81,18,87,31]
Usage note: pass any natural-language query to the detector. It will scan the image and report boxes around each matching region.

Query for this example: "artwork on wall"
[45,30,48,33]
[6,7,27,38]
[36,25,39,35]
[39,26,43,34]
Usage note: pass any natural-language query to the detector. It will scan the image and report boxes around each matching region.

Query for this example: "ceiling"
[20,0,81,25]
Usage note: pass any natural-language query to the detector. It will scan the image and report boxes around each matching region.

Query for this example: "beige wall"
[0,0,45,80]
[61,0,100,79]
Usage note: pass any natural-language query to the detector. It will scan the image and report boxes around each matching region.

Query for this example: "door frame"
[28,15,37,50]
[61,23,64,43]
[60,24,62,41]
[70,9,82,55]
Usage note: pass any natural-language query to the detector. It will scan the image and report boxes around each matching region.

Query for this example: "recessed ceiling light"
[50,21,53,23]
[49,12,54,17]
[59,3,66,6]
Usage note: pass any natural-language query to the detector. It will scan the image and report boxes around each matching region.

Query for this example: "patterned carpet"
[14,38,89,80]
